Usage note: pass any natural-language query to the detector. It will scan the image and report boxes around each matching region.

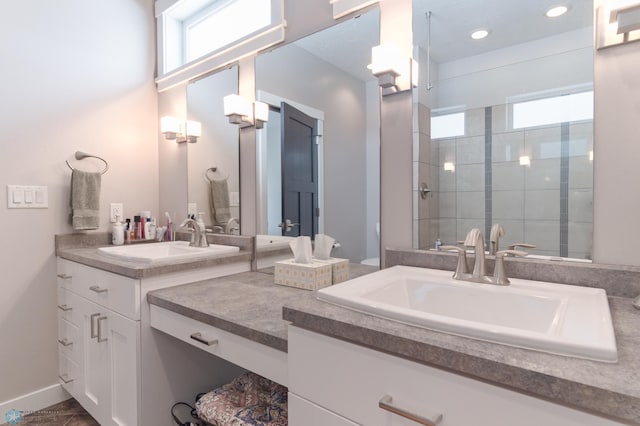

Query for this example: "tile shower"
[416,102,593,260]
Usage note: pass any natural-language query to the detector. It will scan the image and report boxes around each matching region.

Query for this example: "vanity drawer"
[57,258,140,320]
[150,305,288,386]
[58,351,79,398]
[57,287,80,324]
[57,317,79,362]
[288,326,624,426]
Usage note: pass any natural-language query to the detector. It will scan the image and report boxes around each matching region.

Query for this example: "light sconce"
[370,44,418,96]
[160,116,201,143]
[519,156,531,167]
[223,95,269,129]
[596,0,640,49]
[443,162,455,172]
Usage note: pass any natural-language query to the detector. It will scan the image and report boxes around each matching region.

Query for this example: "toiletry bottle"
[125,218,132,243]
[435,238,442,251]
[134,216,141,240]
[112,216,125,246]
[165,212,173,241]
[145,217,151,240]
[148,217,157,240]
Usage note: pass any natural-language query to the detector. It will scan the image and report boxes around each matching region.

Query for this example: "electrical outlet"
[110,203,123,223]
[188,203,197,217]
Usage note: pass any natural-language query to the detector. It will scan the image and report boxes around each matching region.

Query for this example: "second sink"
[98,241,240,264]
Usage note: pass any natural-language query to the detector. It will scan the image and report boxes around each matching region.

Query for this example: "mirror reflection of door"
[280,102,319,238]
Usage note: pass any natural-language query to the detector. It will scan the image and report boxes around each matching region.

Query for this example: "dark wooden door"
[280,102,318,238]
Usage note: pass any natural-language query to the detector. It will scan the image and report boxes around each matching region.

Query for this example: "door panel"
[281,102,318,237]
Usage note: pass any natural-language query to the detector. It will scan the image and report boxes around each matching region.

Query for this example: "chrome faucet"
[179,218,209,247]
[441,228,528,286]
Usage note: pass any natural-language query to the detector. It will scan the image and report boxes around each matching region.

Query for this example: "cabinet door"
[289,393,359,426]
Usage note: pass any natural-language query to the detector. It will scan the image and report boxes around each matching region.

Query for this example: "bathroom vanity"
[55,233,253,426]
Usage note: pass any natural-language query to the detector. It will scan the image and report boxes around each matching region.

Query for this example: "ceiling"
[293,1,593,82]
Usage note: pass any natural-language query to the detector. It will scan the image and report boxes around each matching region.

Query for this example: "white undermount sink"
[97,241,240,264]
[317,265,617,362]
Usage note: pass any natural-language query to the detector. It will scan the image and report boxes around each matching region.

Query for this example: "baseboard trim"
[0,384,70,418]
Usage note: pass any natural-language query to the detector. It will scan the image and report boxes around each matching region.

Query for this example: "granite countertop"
[283,293,640,425]
[146,264,378,352]
[55,233,254,279]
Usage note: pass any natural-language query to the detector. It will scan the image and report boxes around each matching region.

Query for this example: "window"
[431,112,465,139]
[513,91,593,129]
[156,0,284,91]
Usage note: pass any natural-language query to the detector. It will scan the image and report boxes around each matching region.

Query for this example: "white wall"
[0,0,158,405]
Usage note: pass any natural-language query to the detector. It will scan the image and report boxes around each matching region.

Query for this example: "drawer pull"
[57,274,72,280]
[57,304,72,312]
[57,338,73,347]
[97,316,108,342]
[378,395,443,426]
[89,285,108,293]
[190,332,218,346]
[58,374,74,384]
[90,313,100,338]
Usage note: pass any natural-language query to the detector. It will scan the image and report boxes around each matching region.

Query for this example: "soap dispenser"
[112,216,125,246]
[197,212,206,234]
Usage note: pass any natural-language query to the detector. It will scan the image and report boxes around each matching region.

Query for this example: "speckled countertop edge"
[283,292,640,425]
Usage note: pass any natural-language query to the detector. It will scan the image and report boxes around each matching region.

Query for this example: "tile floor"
[2,398,98,426]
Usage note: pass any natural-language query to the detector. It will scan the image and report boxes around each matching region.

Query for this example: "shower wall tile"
[525,158,561,190]
[493,220,525,251]
[493,162,524,190]
[428,218,440,247]
[569,156,593,189]
[492,131,524,163]
[439,168,456,192]
[569,221,593,259]
[525,126,562,159]
[491,103,508,133]
[419,131,431,164]
[456,164,485,192]
[437,138,456,165]
[465,107,485,137]
[457,191,485,219]
[568,189,593,223]
[493,190,524,220]
[418,218,431,249]
[525,190,560,221]
[569,122,593,156]
[456,135,484,165]
[439,191,456,218]
[457,219,486,242]
[524,221,560,252]
[438,218,458,245]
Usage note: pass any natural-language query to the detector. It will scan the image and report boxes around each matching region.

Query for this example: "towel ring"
[205,167,227,182]
[66,151,109,175]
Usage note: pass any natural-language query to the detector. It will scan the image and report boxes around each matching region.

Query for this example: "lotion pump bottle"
[112,216,125,246]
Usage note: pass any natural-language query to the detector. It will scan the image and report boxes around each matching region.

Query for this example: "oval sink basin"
[317,265,617,362]
[97,241,240,264]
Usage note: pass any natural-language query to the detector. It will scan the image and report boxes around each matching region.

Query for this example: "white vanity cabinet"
[288,326,625,426]
[57,259,140,426]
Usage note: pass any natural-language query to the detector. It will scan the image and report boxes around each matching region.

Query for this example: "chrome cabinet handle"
[58,374,74,384]
[97,316,108,342]
[190,332,218,346]
[89,285,108,293]
[57,273,72,279]
[57,338,73,347]
[378,395,443,426]
[90,313,100,338]
[57,304,72,312]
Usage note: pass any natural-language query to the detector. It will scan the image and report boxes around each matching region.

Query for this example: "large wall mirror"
[187,65,241,234]
[255,8,381,265]
[413,0,594,260]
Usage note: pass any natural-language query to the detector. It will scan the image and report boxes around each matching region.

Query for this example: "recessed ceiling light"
[470,29,489,40]
[546,5,568,18]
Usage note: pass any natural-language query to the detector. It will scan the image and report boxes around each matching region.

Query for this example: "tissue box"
[315,257,350,284]
[274,259,332,290]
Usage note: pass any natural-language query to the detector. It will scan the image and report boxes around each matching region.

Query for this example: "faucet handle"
[508,243,536,251]
[440,245,469,278]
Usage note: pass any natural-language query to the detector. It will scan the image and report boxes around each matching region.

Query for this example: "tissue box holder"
[315,257,349,284]
[274,259,332,290]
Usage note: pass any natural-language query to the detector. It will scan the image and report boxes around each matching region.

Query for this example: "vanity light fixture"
[160,116,202,143]
[223,95,270,129]
[597,0,640,49]
[370,44,417,96]
[443,162,455,172]
[470,29,489,40]
[589,150,594,161]
[546,6,568,18]
[519,156,531,167]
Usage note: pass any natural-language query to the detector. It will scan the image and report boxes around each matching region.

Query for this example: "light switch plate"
[188,203,197,217]
[7,185,48,209]
[110,203,124,222]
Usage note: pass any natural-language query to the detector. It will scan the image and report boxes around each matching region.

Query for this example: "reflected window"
[513,91,593,129]
[431,112,465,139]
